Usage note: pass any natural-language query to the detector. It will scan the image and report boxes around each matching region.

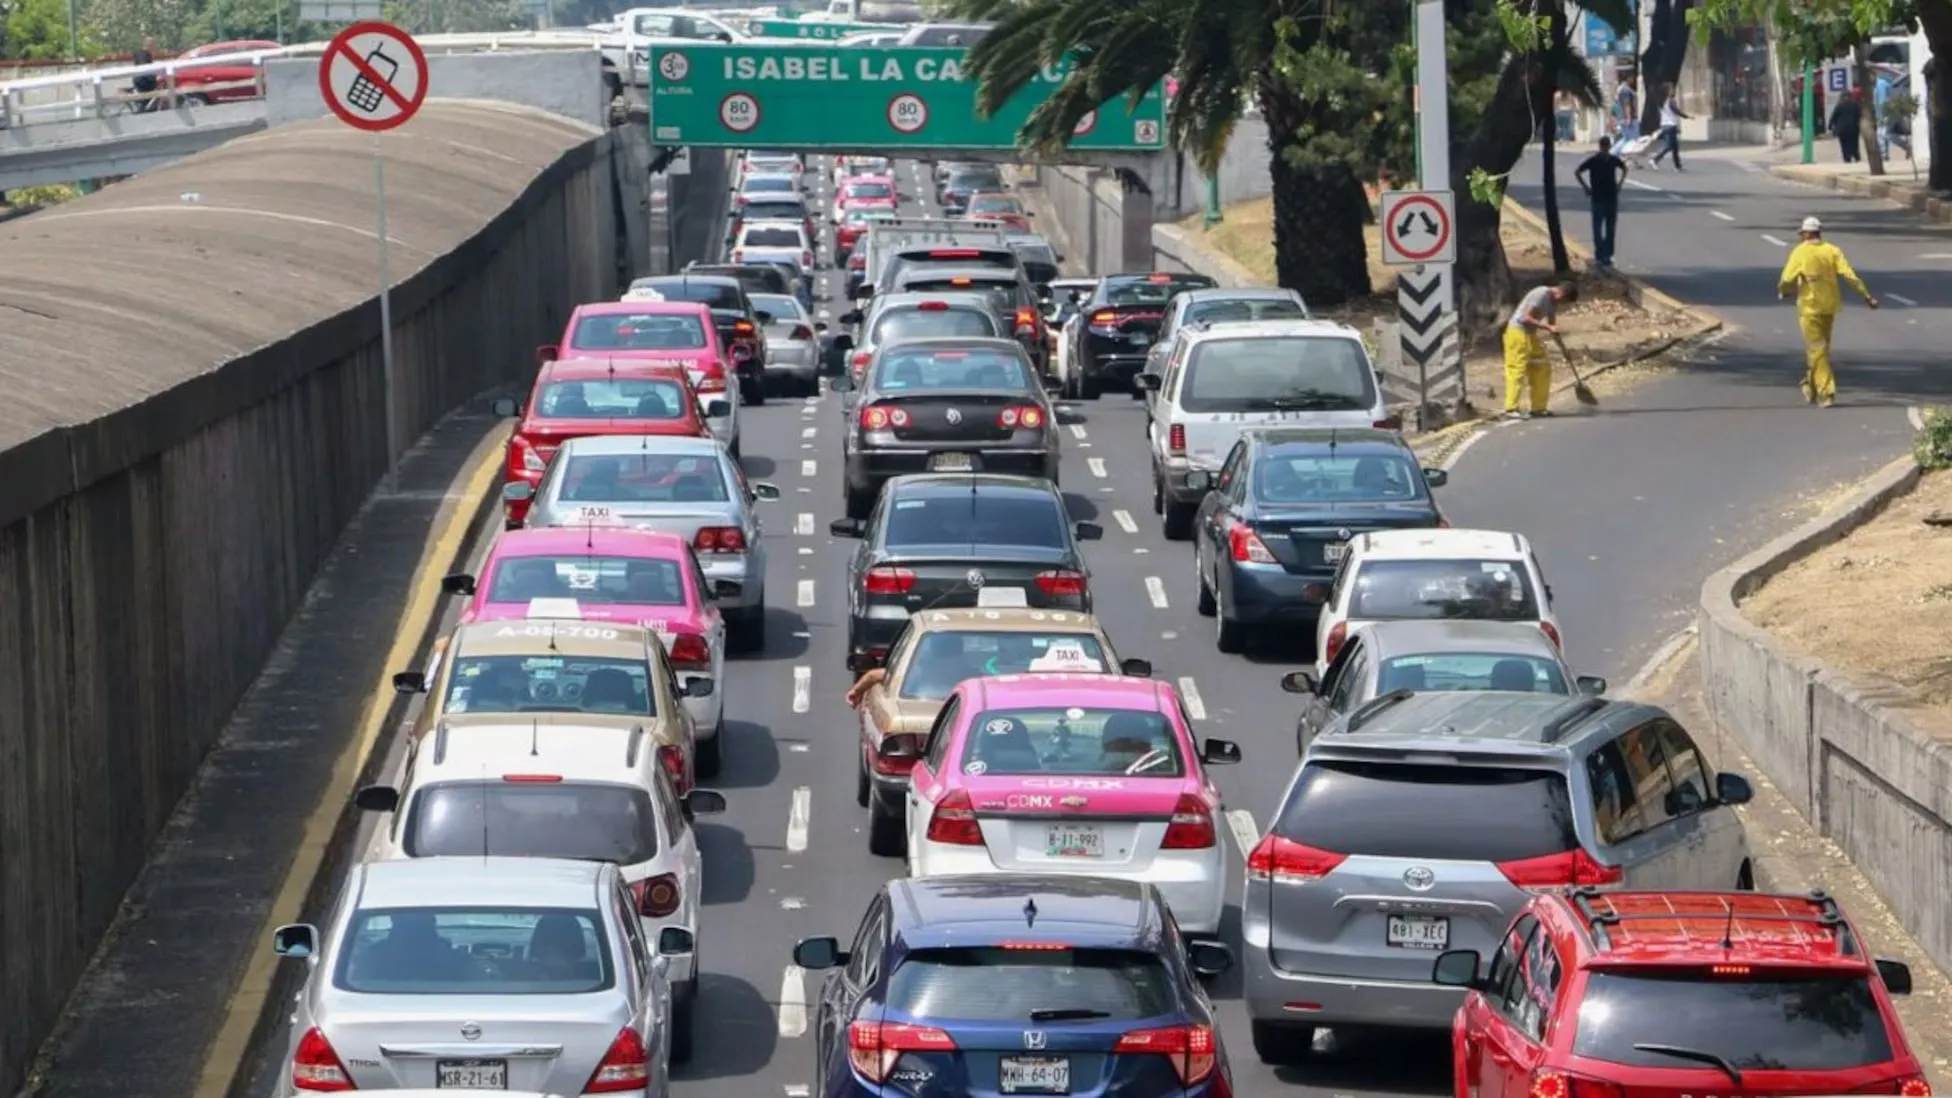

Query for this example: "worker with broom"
[1503,281,1579,419]
[1778,216,1878,408]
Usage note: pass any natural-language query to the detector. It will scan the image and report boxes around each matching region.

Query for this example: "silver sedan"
[750,292,822,398]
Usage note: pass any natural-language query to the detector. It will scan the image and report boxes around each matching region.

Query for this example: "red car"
[171,39,279,104]
[963,191,1032,231]
[492,358,720,527]
[830,173,898,222]
[1433,889,1930,1098]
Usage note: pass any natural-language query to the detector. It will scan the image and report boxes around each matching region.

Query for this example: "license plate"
[929,453,973,471]
[1045,824,1103,857]
[1128,332,1151,346]
[1323,541,1347,562]
[1001,1055,1071,1095]
[1387,915,1449,950]
[437,1059,507,1089]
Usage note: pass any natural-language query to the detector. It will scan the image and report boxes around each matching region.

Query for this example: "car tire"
[867,793,906,857]
[1151,473,1165,516]
[1162,499,1196,541]
[1252,1020,1314,1066]
[1195,551,1217,617]
[671,988,696,1064]
[856,755,871,808]
[745,381,767,406]
[1216,606,1249,654]
[696,726,722,781]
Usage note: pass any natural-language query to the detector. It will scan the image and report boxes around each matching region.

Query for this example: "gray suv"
[1242,690,1756,1064]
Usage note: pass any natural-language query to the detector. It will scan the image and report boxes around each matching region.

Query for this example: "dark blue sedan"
[1190,428,1448,654]
[793,875,1235,1098]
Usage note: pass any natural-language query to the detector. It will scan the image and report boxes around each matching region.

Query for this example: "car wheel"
[671,988,696,1064]
[745,381,767,406]
[1194,548,1217,617]
[1080,375,1102,400]
[856,754,871,808]
[1162,499,1196,541]
[867,793,906,857]
[1151,472,1165,515]
[1214,584,1247,653]
[183,92,210,107]
[1251,1020,1314,1066]
[695,725,722,780]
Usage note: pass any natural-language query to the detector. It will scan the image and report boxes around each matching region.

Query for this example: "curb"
[1768,162,1952,224]
[1500,197,1727,335]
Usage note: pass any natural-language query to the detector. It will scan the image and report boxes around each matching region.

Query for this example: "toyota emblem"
[966,569,986,588]
[1023,1030,1048,1050]
[1402,866,1436,891]
[945,408,964,424]
[460,1022,482,1041]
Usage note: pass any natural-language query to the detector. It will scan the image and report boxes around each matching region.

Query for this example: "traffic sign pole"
[375,130,397,489]
[1409,0,1461,422]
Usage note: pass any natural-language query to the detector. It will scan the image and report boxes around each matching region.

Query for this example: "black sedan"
[1192,428,1448,654]
[624,273,769,403]
[1063,271,1217,399]
[830,473,1101,667]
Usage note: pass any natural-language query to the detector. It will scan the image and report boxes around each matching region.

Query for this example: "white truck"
[856,216,1010,298]
[589,6,757,86]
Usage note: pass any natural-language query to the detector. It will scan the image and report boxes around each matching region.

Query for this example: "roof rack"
[1344,688,1417,733]
[1568,887,1857,954]
[1538,696,1610,743]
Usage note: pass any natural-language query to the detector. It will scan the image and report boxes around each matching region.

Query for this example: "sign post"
[319,21,429,487]
[1397,0,1462,421]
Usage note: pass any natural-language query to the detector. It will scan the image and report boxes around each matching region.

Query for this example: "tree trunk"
[1637,0,1697,134]
[1851,43,1886,176]
[1450,60,1544,330]
[1542,3,1572,273]
[1258,82,1372,307]
[1920,0,1952,194]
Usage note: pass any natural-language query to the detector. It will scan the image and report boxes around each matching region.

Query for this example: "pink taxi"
[439,526,733,777]
[830,173,898,222]
[890,673,1242,936]
[544,300,740,450]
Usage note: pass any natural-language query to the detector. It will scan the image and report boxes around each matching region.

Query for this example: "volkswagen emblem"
[966,569,985,588]
[459,1022,482,1041]
[945,408,964,425]
[1023,1030,1048,1050]
[1336,527,1352,541]
[1402,866,1436,891]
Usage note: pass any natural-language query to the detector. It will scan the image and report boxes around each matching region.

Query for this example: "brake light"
[1229,522,1276,564]
[1247,835,1347,882]
[850,251,866,268]
[585,1027,650,1093]
[1089,309,1119,327]
[925,788,985,845]
[1322,621,1348,664]
[872,733,922,775]
[1160,793,1216,849]
[630,873,681,917]
[850,351,871,376]
[730,248,744,262]
[929,249,980,258]
[848,1020,957,1084]
[694,362,728,393]
[1709,964,1751,976]
[734,319,756,337]
[695,525,747,553]
[656,744,690,794]
[1034,569,1087,598]
[1540,621,1562,648]
[667,631,712,671]
[864,566,916,595]
[860,405,911,430]
[802,250,814,267]
[291,1027,353,1091]
[512,434,547,474]
[1014,307,1038,333]
[998,405,1045,429]
[1114,1024,1217,1085]
[734,195,748,206]
[791,325,814,341]
[1147,273,1173,283]
[1898,1079,1934,1097]
[501,773,562,783]
[1498,848,1623,891]
[1168,424,1185,454]
[1530,1072,1627,1098]
[916,300,949,311]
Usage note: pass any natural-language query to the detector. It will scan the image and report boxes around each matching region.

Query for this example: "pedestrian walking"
[1777,216,1878,408]
[1651,83,1687,170]
[1874,73,1912,160]
[131,36,160,112]
[1502,281,1577,420]
[1576,136,1629,268]
[1614,75,1639,142]
[1830,88,1864,163]
[1555,91,1576,142]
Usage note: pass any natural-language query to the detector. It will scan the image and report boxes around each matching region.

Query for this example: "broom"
[1553,333,1601,407]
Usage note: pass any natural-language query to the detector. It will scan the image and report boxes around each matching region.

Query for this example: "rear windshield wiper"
[1631,1044,1743,1085]
[1264,389,1364,411]
[1028,1007,1112,1022]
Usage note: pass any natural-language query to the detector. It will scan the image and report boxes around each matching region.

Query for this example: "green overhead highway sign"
[741,18,901,40]
[647,44,1168,152]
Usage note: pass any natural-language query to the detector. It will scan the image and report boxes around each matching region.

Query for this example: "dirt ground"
[1741,468,1952,731]
[1188,198,1703,412]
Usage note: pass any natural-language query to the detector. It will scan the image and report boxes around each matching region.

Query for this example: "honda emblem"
[1023,1030,1047,1050]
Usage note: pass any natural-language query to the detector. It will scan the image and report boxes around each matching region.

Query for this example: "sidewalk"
[1759,137,1950,223]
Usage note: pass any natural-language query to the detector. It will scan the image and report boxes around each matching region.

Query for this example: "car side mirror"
[1281,670,1319,695]
[750,482,781,501]
[392,670,427,694]
[1714,771,1754,806]
[1201,738,1242,765]
[705,399,733,418]
[830,517,866,538]
[658,927,697,955]
[847,651,884,673]
[1187,940,1233,979]
[879,737,921,761]
[354,785,400,813]
[272,923,318,958]
[1575,675,1607,695]
[1136,374,1161,391]
[839,310,864,325]
[685,677,716,699]
[491,397,520,418]
[535,344,559,364]
[1119,657,1152,677]
[502,481,535,503]
[1876,958,1914,995]
[1074,522,1103,541]
[793,936,845,970]
[1423,467,1449,488]
[1184,470,1211,492]
[682,789,727,815]
[1431,949,1487,990]
[440,573,476,597]
[710,579,742,600]
[754,310,775,324]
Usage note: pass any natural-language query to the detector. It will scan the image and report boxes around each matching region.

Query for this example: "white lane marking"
[1920,253,1952,260]
[801,459,817,477]
[796,579,815,607]
[1068,423,1087,440]
[1622,624,1700,698]
[777,966,809,1038]
[1625,178,1661,192]
[1886,292,1917,306]
[787,786,811,853]
[1910,406,1927,430]
[803,394,821,406]
[1225,809,1261,862]
[792,665,811,713]
[1177,676,1207,720]
[785,1087,811,1098]
[802,425,817,438]
[1087,457,1108,478]
[1709,210,1734,221]
[1762,233,1789,247]
[1439,426,1493,471]
[1113,509,1138,534]
[1144,576,1168,609]
[796,512,814,536]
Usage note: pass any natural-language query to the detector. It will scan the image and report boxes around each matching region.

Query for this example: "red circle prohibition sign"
[319,21,429,132]
[1387,193,1452,263]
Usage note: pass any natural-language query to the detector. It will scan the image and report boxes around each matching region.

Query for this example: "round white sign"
[887,92,929,135]
[657,51,690,82]
[719,92,760,133]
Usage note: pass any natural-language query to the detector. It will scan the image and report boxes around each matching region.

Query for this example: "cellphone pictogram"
[346,46,399,113]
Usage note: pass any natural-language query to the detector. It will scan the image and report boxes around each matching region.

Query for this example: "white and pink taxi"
[894,673,1243,936]
[440,526,733,777]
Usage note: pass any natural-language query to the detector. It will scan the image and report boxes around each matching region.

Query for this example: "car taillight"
[1167,424,1185,454]
[1322,621,1348,664]
[873,734,922,776]
[1160,793,1216,849]
[860,405,911,430]
[1889,1079,1935,1097]
[848,1020,957,1084]
[656,744,690,793]
[1437,517,1451,528]
[695,525,747,553]
[1498,848,1623,891]
[925,788,985,845]
[1540,621,1562,648]
[1374,417,1400,429]
[864,566,916,595]
[1034,569,1086,598]
[1531,1072,1627,1098]
[666,632,712,672]
[1247,835,1348,883]
[998,405,1045,429]
[585,1027,650,1093]
[1113,1024,1217,1086]
[630,873,681,918]
[802,250,814,267]
[730,248,743,262]
[1088,309,1119,328]
[734,319,756,337]
[734,195,748,206]
[1229,522,1276,564]
[512,434,547,474]
[850,351,871,375]
[791,325,814,341]
[1014,307,1038,333]
[850,252,866,268]
[291,1026,354,1091]
[694,365,728,393]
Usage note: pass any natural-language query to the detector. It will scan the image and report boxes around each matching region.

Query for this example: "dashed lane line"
[1087,457,1108,478]
[787,785,811,853]
[1113,509,1138,535]
[796,512,814,536]
[777,966,809,1038]
[1177,676,1207,720]
[796,579,815,607]
[1709,210,1734,221]
[1626,178,1662,192]
[1068,423,1087,440]
[792,665,812,714]
[802,425,817,438]
[1886,292,1917,307]
[801,459,817,477]
[1762,233,1789,247]
[1226,808,1261,863]
[1144,576,1168,609]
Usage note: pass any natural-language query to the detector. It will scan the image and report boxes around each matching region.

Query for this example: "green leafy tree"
[5,0,106,57]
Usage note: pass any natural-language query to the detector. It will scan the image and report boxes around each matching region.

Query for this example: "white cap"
[1800,216,1823,233]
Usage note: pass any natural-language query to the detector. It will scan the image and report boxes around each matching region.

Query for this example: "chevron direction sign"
[1398,264,1463,404]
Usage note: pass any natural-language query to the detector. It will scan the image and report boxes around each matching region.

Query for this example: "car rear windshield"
[961,706,1185,778]
[1572,971,1895,1071]
[571,313,708,351]
[1104,276,1214,305]
[337,907,614,995]
[742,176,795,193]
[405,780,660,863]
[1378,652,1568,694]
[537,379,689,421]
[743,227,804,248]
[846,181,894,199]
[884,493,1067,550]
[900,631,1109,700]
[873,348,1033,391]
[487,555,686,607]
[903,276,1018,297]
[886,947,1176,1022]
[1255,452,1425,504]
[638,281,745,311]
[870,308,999,343]
[1186,298,1308,324]
[559,453,729,504]
[1275,760,1576,863]
[742,201,807,221]
[751,294,806,321]
[1181,336,1377,413]
[969,196,1023,214]
[947,172,1002,189]
[1348,558,1541,622]
[443,655,655,717]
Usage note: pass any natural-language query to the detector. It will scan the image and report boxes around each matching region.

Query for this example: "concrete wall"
[0,100,641,1095]
[265,50,609,131]
[1698,455,1952,978]
[1021,163,1157,275]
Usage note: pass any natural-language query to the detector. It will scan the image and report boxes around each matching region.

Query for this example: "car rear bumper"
[847,447,1056,488]
[847,609,911,657]
[764,346,818,379]
[1159,459,1219,506]
[700,555,760,610]
[1220,561,1331,625]
[1080,350,1149,384]
[1243,956,1466,1031]
[913,842,1226,935]
[681,684,723,739]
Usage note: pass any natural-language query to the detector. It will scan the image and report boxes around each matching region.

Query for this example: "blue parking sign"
[1828,66,1848,92]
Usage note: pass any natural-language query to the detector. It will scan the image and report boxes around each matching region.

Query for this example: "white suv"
[1142,319,1392,539]
[1313,527,1563,678]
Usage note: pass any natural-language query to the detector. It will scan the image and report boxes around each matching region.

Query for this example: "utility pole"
[1802,57,1816,163]
[1397,0,1463,422]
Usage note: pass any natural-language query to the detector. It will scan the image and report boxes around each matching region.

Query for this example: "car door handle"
[1487,1044,1515,1066]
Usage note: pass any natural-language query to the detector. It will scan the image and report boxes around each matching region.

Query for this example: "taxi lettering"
[1005,794,1055,810]
[1018,777,1125,790]
[492,623,622,640]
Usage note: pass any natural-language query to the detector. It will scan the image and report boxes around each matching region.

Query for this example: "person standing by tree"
[1830,86,1864,163]
[131,36,160,111]
[1576,136,1629,268]
[1651,82,1687,170]
[1777,216,1877,408]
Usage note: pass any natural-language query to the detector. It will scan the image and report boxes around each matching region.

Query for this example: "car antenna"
[549,623,561,655]
[479,764,491,862]
[531,717,541,757]
[1023,896,1037,927]
[1720,898,1737,951]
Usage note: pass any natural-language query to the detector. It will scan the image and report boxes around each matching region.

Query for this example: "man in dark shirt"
[1830,88,1864,163]
[1575,135,1629,268]
[131,36,159,111]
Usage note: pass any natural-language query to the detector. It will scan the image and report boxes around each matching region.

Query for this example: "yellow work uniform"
[1777,240,1871,404]
[1502,286,1556,414]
